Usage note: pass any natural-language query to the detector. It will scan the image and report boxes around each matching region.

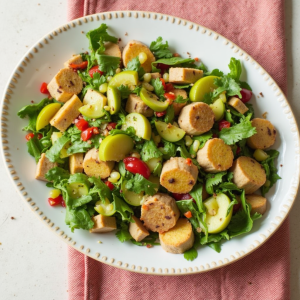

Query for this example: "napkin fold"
[67,1,290,299]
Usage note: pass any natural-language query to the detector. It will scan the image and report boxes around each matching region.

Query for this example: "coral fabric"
[67,1,290,299]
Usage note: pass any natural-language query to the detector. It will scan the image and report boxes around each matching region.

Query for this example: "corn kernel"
[143,73,152,82]
[49,189,61,199]
[142,82,154,92]
[99,83,108,94]
[185,135,193,147]
[115,68,121,74]
[163,73,169,83]
[131,152,141,159]
[192,140,200,152]
[107,76,113,82]
[139,52,148,64]
[104,106,111,111]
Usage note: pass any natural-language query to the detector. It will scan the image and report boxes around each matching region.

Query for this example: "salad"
[18,24,280,261]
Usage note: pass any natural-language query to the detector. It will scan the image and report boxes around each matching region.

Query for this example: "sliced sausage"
[125,94,154,117]
[140,193,179,233]
[35,153,57,181]
[178,102,215,135]
[172,89,188,115]
[159,218,194,254]
[160,157,198,193]
[246,194,267,215]
[47,68,83,102]
[169,67,203,84]
[247,118,276,149]
[228,97,249,115]
[63,54,83,68]
[83,148,114,179]
[230,156,266,194]
[69,153,84,174]
[122,40,156,73]
[89,215,117,233]
[197,138,234,173]
[129,216,149,242]
[50,94,82,132]
[103,42,122,58]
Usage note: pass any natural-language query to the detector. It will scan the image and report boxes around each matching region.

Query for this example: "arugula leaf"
[164,105,174,123]
[140,140,163,162]
[228,190,253,237]
[206,69,224,77]
[65,207,94,232]
[88,177,113,202]
[86,23,118,54]
[184,247,198,261]
[228,57,242,81]
[45,167,70,182]
[213,76,242,98]
[69,195,93,209]
[125,174,158,195]
[18,98,52,132]
[219,117,256,145]
[115,222,132,242]
[67,140,92,154]
[261,150,281,196]
[124,56,145,79]
[205,172,227,194]
[151,78,165,98]
[112,194,133,222]
[95,54,120,76]
[152,57,195,70]
[27,135,43,162]
[189,183,206,213]
[45,135,71,163]
[150,37,173,59]
[193,131,212,149]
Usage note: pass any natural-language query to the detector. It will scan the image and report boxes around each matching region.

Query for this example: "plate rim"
[1,10,299,276]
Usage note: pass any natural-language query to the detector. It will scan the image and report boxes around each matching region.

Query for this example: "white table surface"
[0,1,299,299]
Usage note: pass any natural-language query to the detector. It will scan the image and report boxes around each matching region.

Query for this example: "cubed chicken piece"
[150,72,161,79]
[169,68,203,84]
[125,94,154,117]
[63,55,83,68]
[159,219,194,254]
[228,97,249,115]
[129,216,149,242]
[35,153,57,181]
[47,68,83,102]
[160,157,198,193]
[50,94,83,132]
[141,193,180,233]
[172,89,188,115]
[197,138,234,173]
[230,156,266,194]
[83,148,114,179]
[122,40,156,73]
[247,118,277,150]
[178,102,215,135]
[69,153,84,174]
[246,194,267,215]
[89,215,117,233]
[103,42,122,58]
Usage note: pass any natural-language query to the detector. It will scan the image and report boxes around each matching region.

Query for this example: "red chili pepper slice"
[81,127,99,141]
[155,111,167,118]
[40,82,49,94]
[123,157,151,179]
[25,133,35,141]
[164,93,176,100]
[106,122,117,131]
[69,61,88,70]
[48,195,64,206]
[105,181,114,191]
[218,120,231,131]
[75,119,89,131]
[160,78,166,89]
[88,65,104,78]
[165,83,174,93]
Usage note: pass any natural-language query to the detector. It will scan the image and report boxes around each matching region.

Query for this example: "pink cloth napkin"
[67,1,290,299]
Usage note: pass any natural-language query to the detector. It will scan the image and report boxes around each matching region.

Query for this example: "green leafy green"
[174,95,188,104]
[228,57,242,81]
[140,140,163,162]
[152,57,195,71]
[164,105,174,123]
[18,98,53,132]
[65,207,94,232]
[45,135,71,163]
[213,76,242,99]
[27,135,43,162]
[192,131,212,149]
[150,37,173,59]
[125,174,158,195]
[95,54,120,76]
[159,140,176,160]
[124,56,145,79]
[206,69,224,77]
[189,183,205,213]
[173,84,190,89]
[205,172,227,194]
[112,194,133,222]
[45,167,70,182]
[115,222,132,242]
[151,78,165,99]
[219,117,256,145]
[261,150,281,196]
[88,177,113,202]
[78,71,106,95]
[202,92,214,105]
[184,247,198,261]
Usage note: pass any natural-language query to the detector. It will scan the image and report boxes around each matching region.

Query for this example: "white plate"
[1,11,299,275]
